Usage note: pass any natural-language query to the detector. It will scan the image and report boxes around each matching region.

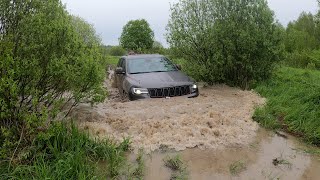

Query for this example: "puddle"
[142,128,320,180]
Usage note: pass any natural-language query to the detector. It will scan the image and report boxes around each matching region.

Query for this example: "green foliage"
[254,67,320,145]
[106,56,120,66]
[285,12,319,53]
[146,41,168,55]
[284,50,320,70]
[0,122,130,179]
[0,0,106,162]
[119,19,154,52]
[167,0,283,89]
[308,50,320,69]
[109,46,126,56]
[283,11,320,69]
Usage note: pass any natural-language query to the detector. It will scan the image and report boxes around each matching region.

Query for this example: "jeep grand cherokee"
[114,54,199,100]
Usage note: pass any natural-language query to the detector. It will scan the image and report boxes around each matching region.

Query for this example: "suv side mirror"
[115,67,125,74]
[175,64,182,70]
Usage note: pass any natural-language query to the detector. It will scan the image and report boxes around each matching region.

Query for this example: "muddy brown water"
[141,129,320,180]
[71,78,320,179]
[73,84,265,153]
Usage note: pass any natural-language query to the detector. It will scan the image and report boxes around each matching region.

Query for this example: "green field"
[254,67,320,145]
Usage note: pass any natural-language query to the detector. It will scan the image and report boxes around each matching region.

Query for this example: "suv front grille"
[148,86,191,98]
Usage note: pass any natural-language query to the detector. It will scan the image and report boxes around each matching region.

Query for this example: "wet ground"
[73,82,265,153]
[71,77,320,179]
[142,129,320,180]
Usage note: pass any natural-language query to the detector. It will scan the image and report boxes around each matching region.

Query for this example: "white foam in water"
[72,82,265,153]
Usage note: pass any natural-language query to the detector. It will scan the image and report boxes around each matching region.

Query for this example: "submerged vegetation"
[131,149,145,179]
[164,155,188,180]
[229,160,247,176]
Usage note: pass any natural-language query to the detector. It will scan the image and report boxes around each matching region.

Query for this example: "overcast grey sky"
[61,0,319,46]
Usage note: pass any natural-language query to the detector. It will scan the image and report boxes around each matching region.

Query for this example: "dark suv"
[114,54,199,100]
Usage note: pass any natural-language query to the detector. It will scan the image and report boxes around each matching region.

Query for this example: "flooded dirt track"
[144,129,320,180]
[72,83,265,153]
[71,79,320,180]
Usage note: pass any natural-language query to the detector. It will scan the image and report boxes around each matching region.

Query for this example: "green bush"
[283,51,311,68]
[254,67,320,145]
[167,0,284,89]
[144,41,169,55]
[284,50,320,69]
[0,122,130,179]
[0,0,106,161]
[308,50,320,69]
[109,46,126,56]
[106,56,121,66]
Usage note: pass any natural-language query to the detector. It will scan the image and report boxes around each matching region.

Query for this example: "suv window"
[117,58,123,67]
[127,57,177,74]
[117,58,126,71]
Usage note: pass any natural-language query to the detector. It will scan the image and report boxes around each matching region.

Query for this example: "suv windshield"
[128,57,177,74]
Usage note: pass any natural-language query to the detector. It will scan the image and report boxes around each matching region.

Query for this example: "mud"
[72,76,320,179]
[72,79,265,153]
[142,129,320,180]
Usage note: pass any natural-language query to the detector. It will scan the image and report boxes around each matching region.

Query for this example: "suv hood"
[127,71,194,88]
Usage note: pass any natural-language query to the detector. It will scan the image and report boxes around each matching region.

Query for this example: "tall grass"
[0,122,130,179]
[254,67,320,145]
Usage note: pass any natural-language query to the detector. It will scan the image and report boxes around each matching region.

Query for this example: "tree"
[0,0,106,159]
[283,11,320,69]
[285,12,319,52]
[119,19,154,52]
[71,15,102,46]
[167,0,283,89]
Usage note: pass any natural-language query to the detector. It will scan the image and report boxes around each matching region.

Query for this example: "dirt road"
[72,80,265,153]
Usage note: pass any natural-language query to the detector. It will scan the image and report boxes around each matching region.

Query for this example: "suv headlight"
[132,88,149,95]
[191,84,197,93]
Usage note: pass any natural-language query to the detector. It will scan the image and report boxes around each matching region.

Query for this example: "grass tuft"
[229,160,247,176]
[272,157,292,169]
[132,149,145,178]
[164,155,188,180]
[164,155,184,171]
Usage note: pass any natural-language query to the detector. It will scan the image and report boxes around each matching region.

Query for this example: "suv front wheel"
[120,89,131,102]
